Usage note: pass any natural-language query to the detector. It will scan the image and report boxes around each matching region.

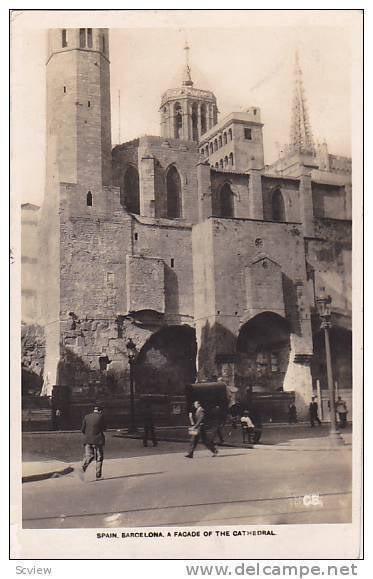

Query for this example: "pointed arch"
[122,165,140,214]
[272,189,286,222]
[166,165,182,218]
[220,182,234,218]
[86,191,93,206]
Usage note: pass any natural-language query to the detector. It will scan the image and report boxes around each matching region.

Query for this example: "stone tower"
[39,28,118,391]
[160,43,218,141]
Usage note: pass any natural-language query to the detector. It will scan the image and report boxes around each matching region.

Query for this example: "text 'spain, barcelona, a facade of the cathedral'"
[21,29,352,424]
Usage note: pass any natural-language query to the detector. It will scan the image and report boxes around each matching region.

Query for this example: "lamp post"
[315,288,341,443]
[126,337,138,434]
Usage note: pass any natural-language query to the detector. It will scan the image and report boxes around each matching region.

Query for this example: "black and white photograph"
[10,9,363,560]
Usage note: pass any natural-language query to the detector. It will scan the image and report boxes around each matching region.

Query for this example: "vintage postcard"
[10,9,363,559]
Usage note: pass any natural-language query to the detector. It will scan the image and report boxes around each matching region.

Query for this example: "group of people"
[308,395,348,428]
[78,395,349,480]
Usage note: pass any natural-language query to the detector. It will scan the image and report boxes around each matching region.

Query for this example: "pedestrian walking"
[210,404,225,446]
[142,399,158,447]
[336,396,348,428]
[309,396,321,427]
[80,405,106,480]
[185,401,218,458]
[288,402,297,424]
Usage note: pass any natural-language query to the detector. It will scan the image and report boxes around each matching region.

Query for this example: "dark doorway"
[134,326,197,396]
[236,312,291,393]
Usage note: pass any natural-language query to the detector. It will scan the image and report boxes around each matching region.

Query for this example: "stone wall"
[112,136,200,222]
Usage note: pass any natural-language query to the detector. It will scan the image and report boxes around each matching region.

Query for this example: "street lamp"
[126,337,138,434]
[315,288,341,443]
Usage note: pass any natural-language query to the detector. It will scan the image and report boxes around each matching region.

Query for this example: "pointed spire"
[182,41,193,87]
[290,50,315,154]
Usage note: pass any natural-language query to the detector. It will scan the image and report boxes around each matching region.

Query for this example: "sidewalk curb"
[22,465,74,483]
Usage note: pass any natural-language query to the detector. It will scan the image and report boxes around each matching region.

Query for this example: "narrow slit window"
[62,29,67,47]
[88,100,91,108]
[171,258,175,268]
[87,191,93,206]
[79,28,86,48]
[63,86,66,93]
[87,28,93,48]
[102,34,106,53]
[134,233,138,241]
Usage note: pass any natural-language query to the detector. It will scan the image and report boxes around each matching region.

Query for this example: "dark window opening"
[63,86,66,93]
[174,103,182,139]
[87,28,93,48]
[220,183,234,218]
[122,166,140,214]
[218,135,222,148]
[201,105,207,135]
[209,142,214,155]
[134,232,138,241]
[79,28,86,48]
[272,190,286,222]
[88,100,91,107]
[223,132,227,145]
[244,128,252,140]
[253,109,257,115]
[62,29,67,47]
[166,166,182,219]
[171,258,175,268]
[87,191,93,206]
[192,103,198,142]
[229,152,234,166]
[228,128,233,141]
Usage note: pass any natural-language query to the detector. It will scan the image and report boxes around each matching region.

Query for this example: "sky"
[11,10,357,206]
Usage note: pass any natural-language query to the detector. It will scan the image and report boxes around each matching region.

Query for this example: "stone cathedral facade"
[21,28,352,425]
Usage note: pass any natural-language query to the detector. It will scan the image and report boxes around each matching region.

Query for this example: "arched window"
[218,135,222,148]
[228,128,233,141]
[220,183,234,218]
[166,166,182,218]
[122,165,140,214]
[219,159,224,169]
[229,152,234,166]
[214,139,218,152]
[174,102,182,139]
[206,146,209,157]
[86,191,93,206]
[272,189,285,222]
[223,132,227,145]
[192,102,199,142]
[224,156,228,168]
[215,162,219,168]
[209,142,214,155]
[201,104,207,135]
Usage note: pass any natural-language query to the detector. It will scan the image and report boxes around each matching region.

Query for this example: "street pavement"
[22,425,352,528]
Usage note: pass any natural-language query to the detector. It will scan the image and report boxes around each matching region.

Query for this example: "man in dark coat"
[80,405,106,480]
[309,396,321,427]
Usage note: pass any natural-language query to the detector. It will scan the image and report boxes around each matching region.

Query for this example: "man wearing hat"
[80,404,107,480]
